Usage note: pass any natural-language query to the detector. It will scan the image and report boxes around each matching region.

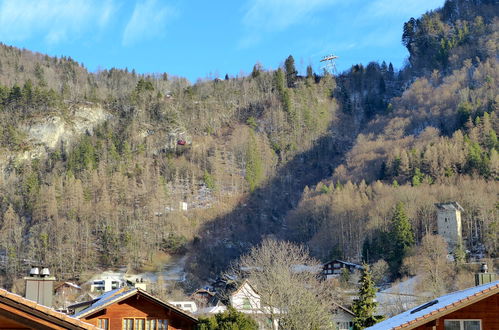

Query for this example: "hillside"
[0,0,497,293]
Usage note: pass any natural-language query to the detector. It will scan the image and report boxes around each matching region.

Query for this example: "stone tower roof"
[435,201,464,212]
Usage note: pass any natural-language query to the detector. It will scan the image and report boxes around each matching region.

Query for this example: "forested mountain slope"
[282,0,498,282]
[0,0,496,290]
[0,47,344,285]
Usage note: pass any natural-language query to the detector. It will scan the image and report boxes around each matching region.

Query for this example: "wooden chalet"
[0,287,98,330]
[367,280,499,330]
[69,287,198,330]
[322,260,363,279]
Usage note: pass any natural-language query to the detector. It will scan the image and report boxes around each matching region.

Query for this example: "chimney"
[24,266,56,307]
[475,262,496,286]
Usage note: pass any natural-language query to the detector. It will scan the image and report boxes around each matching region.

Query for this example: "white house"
[169,300,198,314]
[89,277,126,293]
[194,280,278,329]
[229,280,261,311]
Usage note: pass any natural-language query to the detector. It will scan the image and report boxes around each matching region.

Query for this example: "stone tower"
[435,202,464,250]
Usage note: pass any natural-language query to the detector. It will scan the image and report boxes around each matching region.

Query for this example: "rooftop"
[367,280,499,329]
[71,287,198,323]
[0,287,98,329]
[435,201,464,212]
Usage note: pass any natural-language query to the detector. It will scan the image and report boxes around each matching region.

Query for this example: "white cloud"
[0,0,116,44]
[364,0,445,18]
[242,0,338,31]
[122,0,176,46]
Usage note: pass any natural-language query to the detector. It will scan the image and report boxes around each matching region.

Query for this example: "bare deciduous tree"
[233,238,335,330]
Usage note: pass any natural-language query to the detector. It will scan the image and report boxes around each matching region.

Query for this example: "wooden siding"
[82,295,196,330]
[412,293,498,330]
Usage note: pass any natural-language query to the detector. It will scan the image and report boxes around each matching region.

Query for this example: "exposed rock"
[1,105,110,177]
[25,105,110,149]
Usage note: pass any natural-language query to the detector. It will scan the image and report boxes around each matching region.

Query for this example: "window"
[98,318,109,330]
[336,321,353,330]
[157,320,168,330]
[145,319,156,330]
[135,319,145,330]
[124,319,168,330]
[123,318,134,330]
[242,297,251,309]
[444,320,481,330]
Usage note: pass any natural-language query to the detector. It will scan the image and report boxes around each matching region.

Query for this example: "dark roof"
[72,287,198,323]
[323,259,364,269]
[367,280,499,329]
[435,201,464,212]
[192,279,258,308]
[0,288,98,329]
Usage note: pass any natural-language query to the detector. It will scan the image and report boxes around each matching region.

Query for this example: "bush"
[198,307,258,330]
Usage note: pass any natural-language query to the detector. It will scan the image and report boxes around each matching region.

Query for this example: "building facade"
[70,288,198,330]
[436,202,464,250]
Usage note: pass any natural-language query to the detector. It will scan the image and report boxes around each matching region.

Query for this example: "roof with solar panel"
[367,280,499,329]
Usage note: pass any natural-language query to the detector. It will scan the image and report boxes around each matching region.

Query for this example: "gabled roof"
[54,281,81,291]
[231,279,259,297]
[332,302,355,316]
[367,280,499,329]
[72,287,198,323]
[0,288,98,329]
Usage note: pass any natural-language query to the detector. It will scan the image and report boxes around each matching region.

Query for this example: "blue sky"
[0,0,445,83]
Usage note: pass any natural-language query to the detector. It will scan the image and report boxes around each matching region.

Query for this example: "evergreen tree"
[352,264,379,329]
[388,202,415,276]
[245,130,264,192]
[251,62,262,78]
[284,55,298,88]
[306,65,314,80]
[274,69,293,118]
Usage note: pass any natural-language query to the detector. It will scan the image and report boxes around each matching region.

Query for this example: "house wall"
[230,283,260,310]
[413,293,498,330]
[333,309,354,330]
[436,208,462,248]
[82,295,197,330]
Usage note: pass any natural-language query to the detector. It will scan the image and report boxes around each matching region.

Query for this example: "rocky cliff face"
[1,104,110,176]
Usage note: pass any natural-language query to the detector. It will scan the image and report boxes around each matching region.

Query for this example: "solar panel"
[410,300,438,314]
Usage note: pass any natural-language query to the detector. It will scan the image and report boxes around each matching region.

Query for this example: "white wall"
[230,282,260,310]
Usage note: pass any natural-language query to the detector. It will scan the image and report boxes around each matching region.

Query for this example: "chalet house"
[332,303,355,330]
[227,280,261,311]
[193,279,279,329]
[55,282,81,297]
[367,280,499,330]
[0,287,98,330]
[54,282,82,310]
[194,280,261,314]
[322,260,363,279]
[69,287,198,330]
